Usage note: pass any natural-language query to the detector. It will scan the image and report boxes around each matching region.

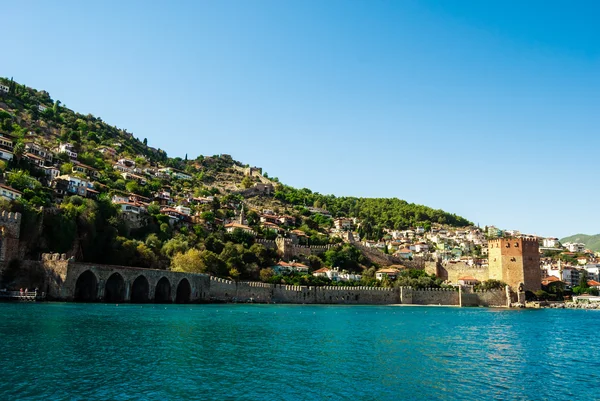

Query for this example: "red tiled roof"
[0,184,23,195]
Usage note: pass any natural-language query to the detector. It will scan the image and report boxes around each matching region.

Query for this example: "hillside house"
[121,172,147,185]
[24,152,45,167]
[25,142,53,162]
[0,184,22,201]
[98,147,117,157]
[72,162,99,178]
[584,265,600,281]
[277,215,295,226]
[458,276,479,286]
[0,83,9,93]
[313,267,332,279]
[193,196,214,204]
[334,218,352,230]
[116,202,144,215]
[588,280,600,290]
[260,214,279,224]
[175,205,191,216]
[160,207,191,225]
[564,242,586,253]
[54,175,94,197]
[261,221,280,233]
[542,238,560,248]
[375,268,400,281]
[38,104,48,112]
[272,261,310,275]
[395,248,413,259]
[42,166,61,181]
[224,222,256,236]
[57,143,77,159]
[0,135,13,150]
[0,149,13,161]
[158,167,192,180]
[117,158,136,167]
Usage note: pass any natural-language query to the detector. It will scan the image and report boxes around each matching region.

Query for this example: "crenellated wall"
[9,257,512,307]
[439,262,490,283]
[411,287,460,305]
[275,237,337,260]
[460,287,509,307]
[272,285,397,305]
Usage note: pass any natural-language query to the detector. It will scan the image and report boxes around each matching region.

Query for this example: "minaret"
[239,204,245,225]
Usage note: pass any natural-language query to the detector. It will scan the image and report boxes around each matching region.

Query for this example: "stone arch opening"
[175,278,191,304]
[155,277,171,303]
[130,275,150,303]
[104,272,126,303]
[74,270,98,302]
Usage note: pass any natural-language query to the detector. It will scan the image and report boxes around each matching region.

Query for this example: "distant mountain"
[560,234,600,252]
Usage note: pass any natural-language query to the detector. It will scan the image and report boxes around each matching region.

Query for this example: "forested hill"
[274,186,471,237]
[0,77,473,276]
[0,76,472,232]
[560,234,600,252]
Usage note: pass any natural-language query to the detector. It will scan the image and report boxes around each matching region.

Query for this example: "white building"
[42,166,61,180]
[55,174,93,196]
[0,184,22,201]
[0,84,9,94]
[0,149,13,161]
[564,242,586,253]
[175,205,191,216]
[334,218,352,230]
[158,167,192,180]
[542,238,560,248]
[58,143,77,159]
[584,264,600,282]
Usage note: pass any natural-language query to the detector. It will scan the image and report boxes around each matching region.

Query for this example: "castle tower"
[488,237,541,292]
[0,210,22,263]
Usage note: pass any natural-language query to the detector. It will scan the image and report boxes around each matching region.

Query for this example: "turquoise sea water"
[0,304,599,401]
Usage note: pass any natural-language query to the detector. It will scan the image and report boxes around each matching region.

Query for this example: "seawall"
[4,258,514,307]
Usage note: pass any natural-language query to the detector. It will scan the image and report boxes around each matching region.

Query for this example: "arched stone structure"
[42,261,210,302]
[74,270,98,302]
[155,277,171,303]
[130,275,150,303]
[104,272,126,303]
[175,278,191,304]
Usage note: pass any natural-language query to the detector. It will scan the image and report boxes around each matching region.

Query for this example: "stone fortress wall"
[7,256,512,307]
[0,211,22,267]
[435,261,490,283]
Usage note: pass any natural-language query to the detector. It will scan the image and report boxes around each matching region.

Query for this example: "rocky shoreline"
[541,302,600,310]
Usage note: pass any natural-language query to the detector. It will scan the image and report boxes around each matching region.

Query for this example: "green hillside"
[560,234,600,252]
[0,77,474,283]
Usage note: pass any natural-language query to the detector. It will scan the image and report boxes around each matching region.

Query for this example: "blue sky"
[3,0,599,238]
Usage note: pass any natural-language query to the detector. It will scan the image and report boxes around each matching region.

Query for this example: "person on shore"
[19,288,23,295]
